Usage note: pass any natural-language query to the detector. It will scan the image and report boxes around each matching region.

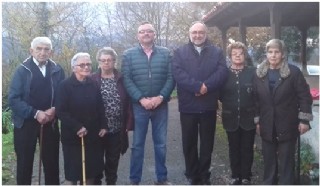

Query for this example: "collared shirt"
[33,58,48,77]
[141,45,153,60]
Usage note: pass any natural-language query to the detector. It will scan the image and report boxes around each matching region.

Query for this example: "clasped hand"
[36,107,56,125]
[140,96,163,110]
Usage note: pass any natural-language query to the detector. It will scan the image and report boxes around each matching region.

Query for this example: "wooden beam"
[269,3,282,39]
[239,19,247,45]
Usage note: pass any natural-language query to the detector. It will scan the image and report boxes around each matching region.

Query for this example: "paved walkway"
[30,99,263,185]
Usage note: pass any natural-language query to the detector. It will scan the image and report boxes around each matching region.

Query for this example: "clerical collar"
[194,45,202,54]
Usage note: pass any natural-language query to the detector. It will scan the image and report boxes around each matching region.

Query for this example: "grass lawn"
[2,131,15,184]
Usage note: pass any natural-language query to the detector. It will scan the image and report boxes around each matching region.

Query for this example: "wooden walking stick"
[297,135,301,184]
[38,124,44,185]
[81,136,86,185]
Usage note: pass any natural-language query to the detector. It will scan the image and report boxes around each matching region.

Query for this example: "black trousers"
[180,111,216,181]
[14,120,60,185]
[262,138,297,185]
[94,132,121,185]
[226,128,255,180]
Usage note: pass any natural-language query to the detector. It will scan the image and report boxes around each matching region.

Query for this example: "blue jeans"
[130,102,168,183]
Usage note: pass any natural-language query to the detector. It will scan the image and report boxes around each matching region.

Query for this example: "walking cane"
[81,136,86,185]
[297,135,301,184]
[38,124,44,185]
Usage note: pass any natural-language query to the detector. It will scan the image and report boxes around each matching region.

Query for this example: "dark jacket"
[8,56,65,128]
[56,73,106,145]
[121,44,175,103]
[253,61,313,142]
[220,66,256,132]
[172,40,228,113]
[91,69,134,154]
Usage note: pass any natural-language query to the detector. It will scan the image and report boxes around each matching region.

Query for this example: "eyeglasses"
[190,31,206,35]
[231,53,244,56]
[138,29,155,34]
[75,63,92,69]
[99,59,115,63]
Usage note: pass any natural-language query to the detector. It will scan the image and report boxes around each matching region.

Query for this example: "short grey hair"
[266,39,287,60]
[70,52,91,67]
[31,37,53,50]
[96,47,118,62]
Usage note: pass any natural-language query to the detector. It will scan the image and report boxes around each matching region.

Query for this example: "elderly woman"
[91,47,134,185]
[56,53,107,185]
[220,42,256,185]
[253,39,313,184]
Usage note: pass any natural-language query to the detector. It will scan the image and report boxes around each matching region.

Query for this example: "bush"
[2,109,13,134]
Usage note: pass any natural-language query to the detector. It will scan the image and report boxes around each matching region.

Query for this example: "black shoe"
[229,178,241,185]
[200,179,211,185]
[241,179,251,185]
[187,178,201,185]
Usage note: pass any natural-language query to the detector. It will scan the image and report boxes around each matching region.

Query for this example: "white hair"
[30,37,52,50]
[70,52,91,67]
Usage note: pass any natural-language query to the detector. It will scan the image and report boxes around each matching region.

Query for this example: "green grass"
[2,131,15,184]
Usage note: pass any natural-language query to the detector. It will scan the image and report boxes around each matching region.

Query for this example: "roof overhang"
[203,2,319,29]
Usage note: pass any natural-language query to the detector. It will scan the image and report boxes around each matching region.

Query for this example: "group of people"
[8,20,313,185]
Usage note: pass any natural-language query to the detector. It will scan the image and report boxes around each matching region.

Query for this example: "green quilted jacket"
[121,44,175,103]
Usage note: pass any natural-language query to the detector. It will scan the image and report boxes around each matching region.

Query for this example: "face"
[73,56,92,79]
[98,54,115,72]
[30,43,52,63]
[230,48,245,66]
[137,24,156,45]
[267,47,283,68]
[189,23,207,46]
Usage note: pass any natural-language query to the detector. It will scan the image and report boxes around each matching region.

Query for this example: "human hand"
[298,123,310,135]
[45,107,55,122]
[139,97,153,110]
[199,83,208,95]
[36,110,50,124]
[99,129,107,137]
[77,127,87,138]
[150,96,163,109]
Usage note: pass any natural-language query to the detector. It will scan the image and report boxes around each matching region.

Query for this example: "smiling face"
[73,56,92,80]
[137,23,156,46]
[189,22,207,47]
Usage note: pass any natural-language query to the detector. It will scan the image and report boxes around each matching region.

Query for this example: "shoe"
[200,179,211,185]
[154,180,172,185]
[187,178,201,185]
[130,181,139,185]
[229,178,241,185]
[241,179,251,185]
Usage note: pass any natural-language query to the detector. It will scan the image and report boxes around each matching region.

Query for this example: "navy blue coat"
[8,57,65,128]
[172,40,228,113]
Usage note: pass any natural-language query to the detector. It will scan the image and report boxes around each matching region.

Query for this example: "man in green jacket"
[122,21,175,185]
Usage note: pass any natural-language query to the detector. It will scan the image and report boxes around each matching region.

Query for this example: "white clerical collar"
[194,45,202,54]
